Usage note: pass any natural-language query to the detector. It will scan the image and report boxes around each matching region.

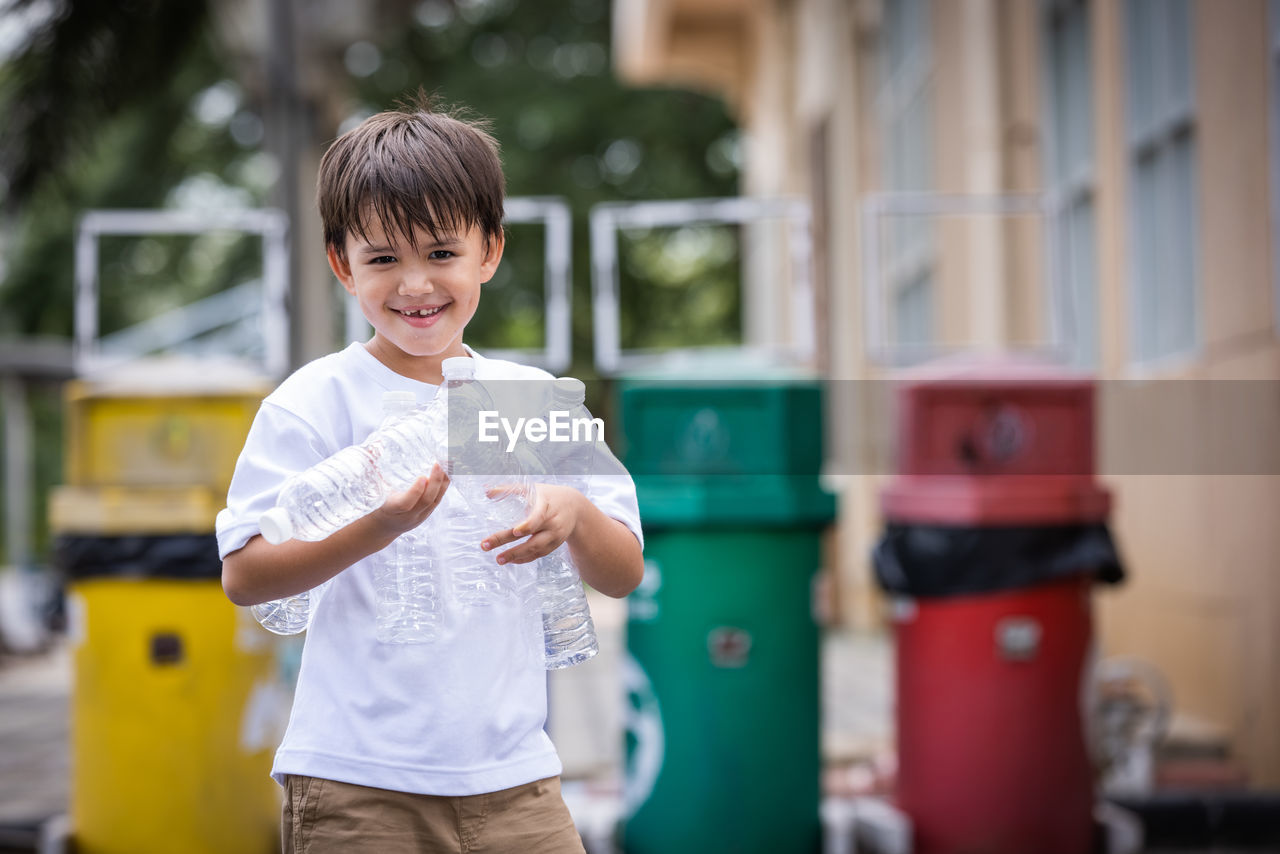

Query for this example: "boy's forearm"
[222,513,400,606]
[565,494,644,599]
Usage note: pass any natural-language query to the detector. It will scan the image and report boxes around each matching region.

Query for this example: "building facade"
[615,0,1280,786]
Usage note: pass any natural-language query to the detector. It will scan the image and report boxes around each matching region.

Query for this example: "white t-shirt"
[215,342,643,795]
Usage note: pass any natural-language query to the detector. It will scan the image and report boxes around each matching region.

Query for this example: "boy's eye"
[429,250,455,260]
[370,255,396,265]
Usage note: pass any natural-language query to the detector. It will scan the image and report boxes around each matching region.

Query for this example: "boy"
[216,97,644,853]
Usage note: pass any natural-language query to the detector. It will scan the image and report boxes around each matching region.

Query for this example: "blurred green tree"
[343,0,742,374]
[0,0,266,340]
[0,0,740,558]
[0,0,742,363]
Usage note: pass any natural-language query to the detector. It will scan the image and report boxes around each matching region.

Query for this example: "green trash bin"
[618,377,836,854]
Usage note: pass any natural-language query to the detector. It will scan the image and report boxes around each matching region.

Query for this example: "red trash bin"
[873,360,1123,854]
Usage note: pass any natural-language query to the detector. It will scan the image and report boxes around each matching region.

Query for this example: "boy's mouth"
[393,304,447,319]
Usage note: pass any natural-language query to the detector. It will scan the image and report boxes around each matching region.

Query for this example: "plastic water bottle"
[373,391,441,644]
[441,357,530,528]
[441,357,531,606]
[257,388,449,545]
[250,589,317,635]
[538,548,598,668]
[535,377,599,668]
[547,377,596,491]
[251,390,443,635]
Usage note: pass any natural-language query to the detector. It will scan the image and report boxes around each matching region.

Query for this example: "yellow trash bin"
[50,370,285,854]
[65,574,282,854]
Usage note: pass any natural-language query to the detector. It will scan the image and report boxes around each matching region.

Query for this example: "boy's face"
[328,215,503,382]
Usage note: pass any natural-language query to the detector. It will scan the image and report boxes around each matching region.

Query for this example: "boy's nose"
[399,271,435,295]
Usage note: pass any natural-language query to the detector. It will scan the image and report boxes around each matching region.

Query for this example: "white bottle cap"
[442,357,475,381]
[259,507,294,544]
[553,377,586,403]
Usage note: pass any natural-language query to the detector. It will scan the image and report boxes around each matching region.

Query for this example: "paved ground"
[2,595,1273,853]
[548,591,894,783]
[0,643,70,852]
[0,591,895,851]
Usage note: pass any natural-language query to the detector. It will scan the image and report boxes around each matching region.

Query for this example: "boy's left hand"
[481,484,584,565]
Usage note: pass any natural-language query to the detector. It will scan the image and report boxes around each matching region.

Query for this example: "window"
[1124,0,1199,364]
[1041,0,1098,367]
[878,0,936,348]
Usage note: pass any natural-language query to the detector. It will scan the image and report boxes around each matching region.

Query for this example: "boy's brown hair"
[317,93,505,259]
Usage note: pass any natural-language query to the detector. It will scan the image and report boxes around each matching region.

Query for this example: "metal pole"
[541,199,573,375]
[589,207,620,374]
[261,212,291,378]
[73,224,99,369]
[266,0,331,371]
[2,375,31,569]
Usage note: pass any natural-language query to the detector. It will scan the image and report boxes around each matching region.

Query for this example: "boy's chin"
[398,336,467,360]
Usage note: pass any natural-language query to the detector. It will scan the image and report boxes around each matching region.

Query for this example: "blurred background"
[1,0,1279,852]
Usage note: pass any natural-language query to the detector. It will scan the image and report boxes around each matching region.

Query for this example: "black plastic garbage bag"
[873,522,1124,598]
[53,534,222,580]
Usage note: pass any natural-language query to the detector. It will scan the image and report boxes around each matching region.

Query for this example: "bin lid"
[881,476,1112,526]
[635,474,836,529]
[617,376,826,479]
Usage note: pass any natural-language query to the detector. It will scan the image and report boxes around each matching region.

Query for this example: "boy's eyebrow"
[352,231,467,255]
[422,234,465,248]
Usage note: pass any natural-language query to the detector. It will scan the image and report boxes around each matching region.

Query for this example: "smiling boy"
[216,97,644,852]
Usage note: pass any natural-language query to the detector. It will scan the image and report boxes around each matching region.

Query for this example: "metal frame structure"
[74,208,290,377]
[590,196,814,375]
[859,192,1068,366]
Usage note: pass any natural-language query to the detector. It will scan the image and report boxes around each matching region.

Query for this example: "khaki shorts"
[282,774,587,854]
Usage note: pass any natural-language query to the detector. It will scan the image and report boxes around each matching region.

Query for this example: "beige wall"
[1092,0,1280,786]
[614,0,1280,784]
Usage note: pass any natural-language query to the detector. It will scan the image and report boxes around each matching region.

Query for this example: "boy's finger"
[422,480,446,510]
[416,465,447,505]
[385,477,427,511]
[484,482,526,500]
[481,525,527,551]
[497,505,543,543]
[495,532,557,565]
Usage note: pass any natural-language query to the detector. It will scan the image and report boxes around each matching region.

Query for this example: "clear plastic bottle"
[257,389,449,545]
[535,376,599,668]
[250,590,316,636]
[441,357,530,529]
[546,377,595,491]
[372,391,441,644]
[441,357,531,606]
[250,391,443,635]
[537,548,598,668]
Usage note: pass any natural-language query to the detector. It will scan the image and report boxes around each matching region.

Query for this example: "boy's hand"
[481,484,584,565]
[371,463,450,538]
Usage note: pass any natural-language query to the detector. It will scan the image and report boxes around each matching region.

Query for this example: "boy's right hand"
[371,462,450,537]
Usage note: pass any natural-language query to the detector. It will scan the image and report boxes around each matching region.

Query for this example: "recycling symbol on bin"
[960,403,1030,468]
[679,408,731,467]
[622,653,665,819]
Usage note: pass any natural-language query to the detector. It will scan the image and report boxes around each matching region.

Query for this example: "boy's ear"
[327,244,356,295]
[480,231,505,284]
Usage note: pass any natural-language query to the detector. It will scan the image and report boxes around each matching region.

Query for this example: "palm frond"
[0,0,211,208]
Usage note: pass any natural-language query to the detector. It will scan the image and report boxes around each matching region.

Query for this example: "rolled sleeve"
[584,442,644,551]
[216,404,331,559]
